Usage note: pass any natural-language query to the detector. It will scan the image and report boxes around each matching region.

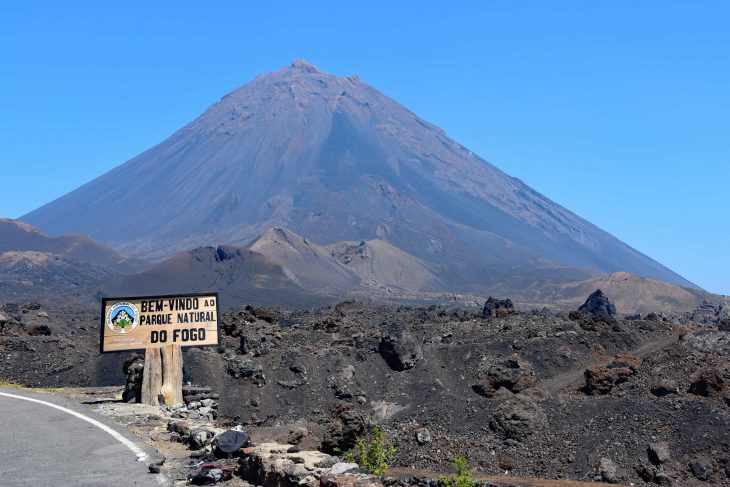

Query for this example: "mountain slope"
[0,218,146,294]
[249,227,440,292]
[0,218,141,268]
[22,61,694,289]
[103,246,329,307]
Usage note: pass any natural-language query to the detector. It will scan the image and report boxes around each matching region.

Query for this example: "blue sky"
[0,1,728,294]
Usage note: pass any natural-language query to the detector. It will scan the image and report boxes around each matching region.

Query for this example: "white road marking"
[0,391,148,462]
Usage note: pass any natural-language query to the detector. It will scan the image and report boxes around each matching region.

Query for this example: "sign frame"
[99,292,221,354]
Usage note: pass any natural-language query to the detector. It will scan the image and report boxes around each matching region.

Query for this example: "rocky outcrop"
[482,297,514,318]
[238,442,384,487]
[321,403,367,454]
[681,330,730,357]
[225,356,267,385]
[489,396,547,442]
[378,322,423,371]
[688,365,729,397]
[578,289,617,318]
[583,355,641,395]
[122,353,144,403]
[473,355,535,397]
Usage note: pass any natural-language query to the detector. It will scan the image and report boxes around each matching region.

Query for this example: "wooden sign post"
[140,345,184,405]
[100,293,220,406]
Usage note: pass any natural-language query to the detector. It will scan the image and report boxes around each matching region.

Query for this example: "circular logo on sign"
[106,302,140,334]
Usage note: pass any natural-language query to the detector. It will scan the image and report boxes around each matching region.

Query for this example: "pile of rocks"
[167,419,223,451]
[122,353,144,402]
[0,302,50,337]
[175,385,220,421]
[238,442,384,487]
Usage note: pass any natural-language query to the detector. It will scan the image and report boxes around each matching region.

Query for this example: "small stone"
[330,462,359,475]
[650,382,679,397]
[201,398,214,408]
[597,457,621,484]
[654,473,675,486]
[648,442,670,465]
[287,426,308,445]
[415,427,432,445]
[689,458,714,481]
[315,456,340,469]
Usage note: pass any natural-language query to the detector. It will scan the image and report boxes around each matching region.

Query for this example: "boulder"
[287,426,309,445]
[648,442,670,465]
[370,401,405,422]
[240,335,272,356]
[321,403,366,454]
[489,396,547,442]
[330,462,359,475]
[689,457,715,481]
[719,318,730,332]
[578,289,616,318]
[26,324,51,336]
[596,457,621,483]
[583,354,640,395]
[245,305,277,324]
[122,353,144,403]
[473,355,535,397]
[689,365,729,397]
[378,322,423,371]
[482,297,514,318]
[650,381,679,398]
[225,357,267,385]
[415,427,432,445]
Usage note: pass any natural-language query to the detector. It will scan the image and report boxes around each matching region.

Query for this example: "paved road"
[0,388,166,487]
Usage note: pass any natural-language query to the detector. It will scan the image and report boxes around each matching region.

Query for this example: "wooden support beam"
[141,344,183,406]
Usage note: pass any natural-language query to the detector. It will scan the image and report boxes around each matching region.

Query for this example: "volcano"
[22,60,694,290]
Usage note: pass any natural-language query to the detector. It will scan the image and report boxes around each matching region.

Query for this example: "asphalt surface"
[0,388,166,487]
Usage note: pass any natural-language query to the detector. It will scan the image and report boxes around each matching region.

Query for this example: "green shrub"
[343,426,396,476]
[440,454,479,487]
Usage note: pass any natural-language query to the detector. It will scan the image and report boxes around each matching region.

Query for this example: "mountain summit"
[22,61,694,289]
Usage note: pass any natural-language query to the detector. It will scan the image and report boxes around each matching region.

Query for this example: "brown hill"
[548,271,727,316]
[102,245,331,307]
[249,227,440,292]
[0,218,142,269]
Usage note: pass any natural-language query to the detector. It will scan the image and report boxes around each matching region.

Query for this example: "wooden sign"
[100,293,220,353]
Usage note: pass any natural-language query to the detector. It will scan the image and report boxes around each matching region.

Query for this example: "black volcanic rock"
[579,289,617,318]
[482,296,514,318]
[22,61,695,290]
[379,322,423,371]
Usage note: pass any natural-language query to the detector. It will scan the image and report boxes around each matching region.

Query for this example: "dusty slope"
[0,218,141,268]
[102,245,331,307]
[0,218,147,294]
[249,227,440,292]
[546,272,727,316]
[21,61,694,289]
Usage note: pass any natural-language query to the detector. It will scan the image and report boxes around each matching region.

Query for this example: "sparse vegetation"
[344,426,396,476]
[440,454,479,487]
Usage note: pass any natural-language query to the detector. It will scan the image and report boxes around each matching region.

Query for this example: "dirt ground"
[2,298,729,485]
